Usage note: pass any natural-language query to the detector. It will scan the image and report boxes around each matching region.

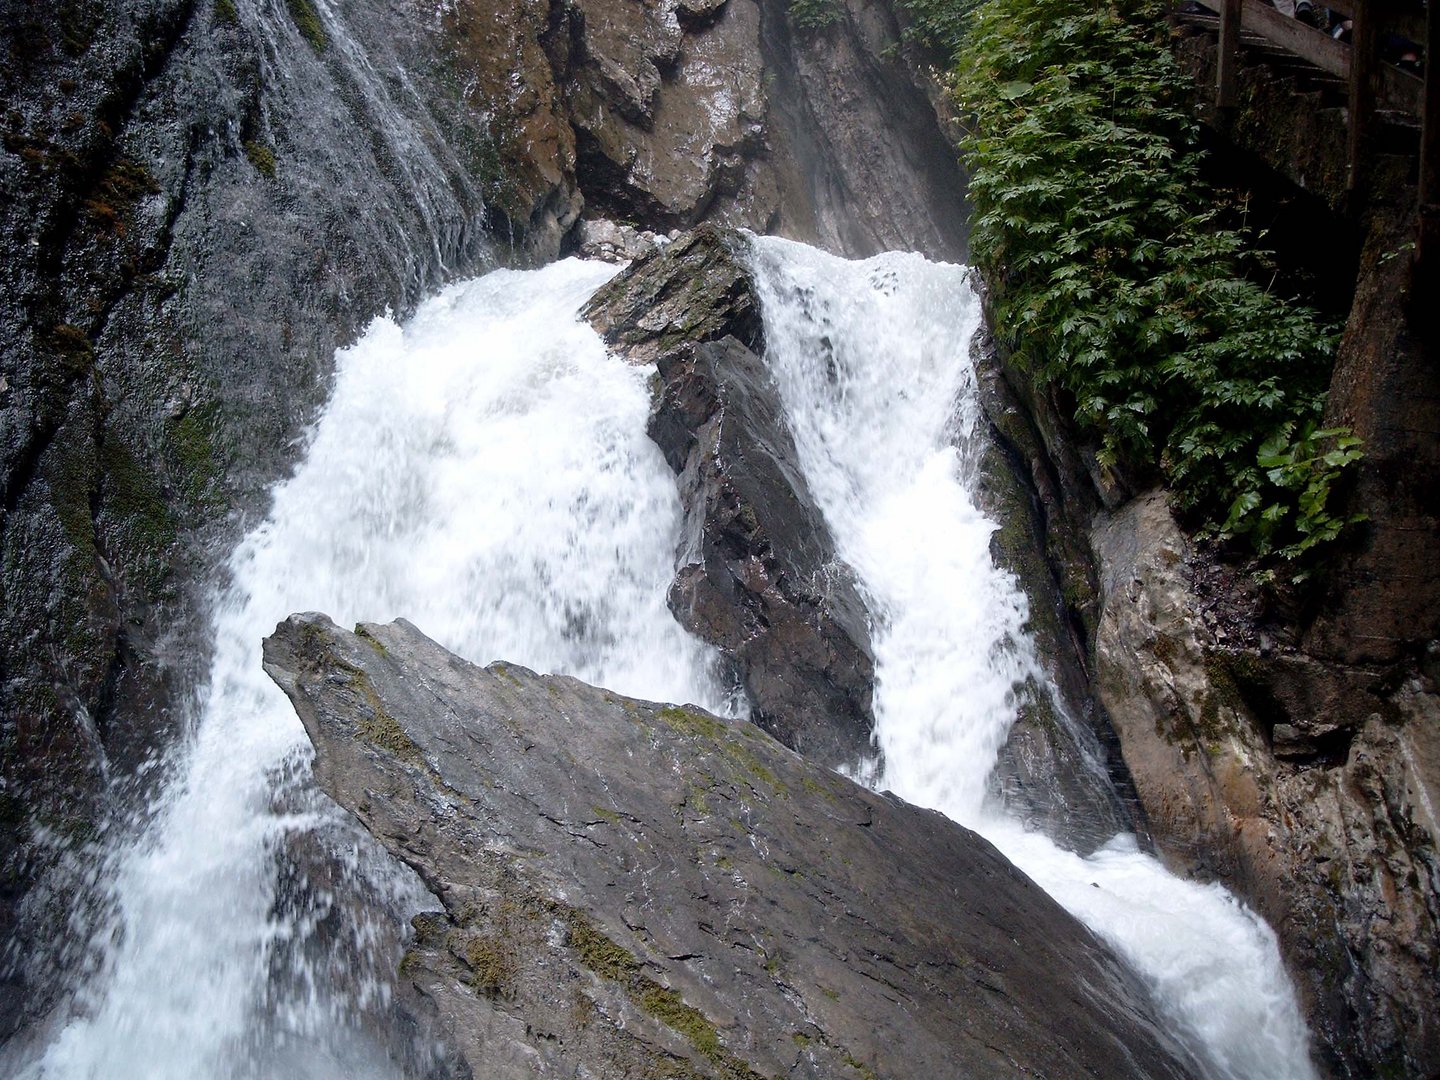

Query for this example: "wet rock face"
[1093,492,1440,1079]
[0,0,975,1041]
[655,336,876,769]
[583,226,764,365]
[971,334,1141,852]
[1,0,510,1028]
[587,228,875,770]
[264,612,1202,1080]
[755,0,971,260]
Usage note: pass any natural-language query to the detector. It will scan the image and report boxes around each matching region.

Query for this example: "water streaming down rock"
[19,237,1318,1079]
[747,234,1319,1080]
[18,258,728,1079]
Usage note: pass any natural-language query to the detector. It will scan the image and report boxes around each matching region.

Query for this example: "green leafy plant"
[788,0,842,31]
[935,0,1359,570]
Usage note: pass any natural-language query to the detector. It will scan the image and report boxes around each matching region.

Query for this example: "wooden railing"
[1186,0,1437,266]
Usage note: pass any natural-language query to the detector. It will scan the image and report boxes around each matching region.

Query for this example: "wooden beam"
[1419,0,1439,268]
[1218,0,1242,107]
[1191,0,1351,80]
[1241,0,1351,79]
[1348,0,1379,190]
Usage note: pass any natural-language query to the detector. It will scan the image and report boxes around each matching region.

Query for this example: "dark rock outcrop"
[263,612,1202,1080]
[583,227,764,365]
[654,336,876,769]
[587,228,875,770]
[1093,493,1440,1080]
[972,333,1143,852]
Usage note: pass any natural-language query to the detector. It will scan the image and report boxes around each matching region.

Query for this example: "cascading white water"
[22,258,727,1079]
[748,234,1318,1080]
[20,234,1318,1080]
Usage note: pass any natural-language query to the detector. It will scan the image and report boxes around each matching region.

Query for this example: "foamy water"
[749,234,1317,1080]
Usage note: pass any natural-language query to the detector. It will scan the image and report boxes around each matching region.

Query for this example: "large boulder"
[263,612,1201,1080]
[583,226,764,364]
[587,228,875,770]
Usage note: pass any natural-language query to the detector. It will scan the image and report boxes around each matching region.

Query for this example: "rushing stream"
[18,240,1313,1078]
[749,236,1317,1080]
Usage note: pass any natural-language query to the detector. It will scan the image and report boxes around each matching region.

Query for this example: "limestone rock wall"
[1092,494,1440,1079]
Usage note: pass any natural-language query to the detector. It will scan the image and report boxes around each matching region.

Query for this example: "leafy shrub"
[788,0,842,31]
[940,0,1359,567]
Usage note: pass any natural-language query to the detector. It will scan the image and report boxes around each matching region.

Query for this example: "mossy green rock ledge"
[263,613,1200,1080]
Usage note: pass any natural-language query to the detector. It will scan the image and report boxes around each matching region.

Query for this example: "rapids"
[16,239,1314,1080]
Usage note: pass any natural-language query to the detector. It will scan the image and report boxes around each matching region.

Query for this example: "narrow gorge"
[1,0,1435,1077]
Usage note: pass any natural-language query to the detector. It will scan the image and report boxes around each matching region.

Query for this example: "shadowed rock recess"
[264,612,1200,1080]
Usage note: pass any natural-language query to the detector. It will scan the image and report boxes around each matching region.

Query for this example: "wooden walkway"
[1180,0,1437,266]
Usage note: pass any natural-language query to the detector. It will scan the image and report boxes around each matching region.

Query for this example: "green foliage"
[947,0,1359,568]
[897,0,984,56]
[788,0,842,31]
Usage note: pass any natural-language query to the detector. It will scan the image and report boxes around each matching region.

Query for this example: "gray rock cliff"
[263,611,1202,1080]
[1093,493,1440,1079]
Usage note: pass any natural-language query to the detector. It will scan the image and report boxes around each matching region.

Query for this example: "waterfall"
[748,234,1317,1080]
[18,258,726,1079]
[16,237,1315,1080]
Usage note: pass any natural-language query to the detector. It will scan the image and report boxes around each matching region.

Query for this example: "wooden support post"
[1418,0,1439,269]
[1218,0,1242,107]
[1347,0,1378,190]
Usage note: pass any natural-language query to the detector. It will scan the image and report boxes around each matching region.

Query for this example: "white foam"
[749,234,1317,1080]
[26,258,725,1079]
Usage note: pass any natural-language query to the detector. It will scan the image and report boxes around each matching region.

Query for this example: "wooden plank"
[1240,0,1350,79]
[1187,0,1421,113]
[1420,0,1439,267]
[1189,0,1349,77]
[1348,0,1379,189]
[1218,0,1242,106]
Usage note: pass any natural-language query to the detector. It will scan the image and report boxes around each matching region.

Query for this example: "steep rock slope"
[0,0,504,1029]
[0,0,972,1031]
[1093,494,1440,1079]
[263,611,1201,1080]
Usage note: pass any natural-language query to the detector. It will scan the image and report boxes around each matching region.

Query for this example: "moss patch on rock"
[285,0,327,51]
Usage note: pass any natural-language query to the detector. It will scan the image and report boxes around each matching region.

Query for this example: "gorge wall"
[965,24,1440,1078]
[0,0,968,1038]
[5,0,1436,1074]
